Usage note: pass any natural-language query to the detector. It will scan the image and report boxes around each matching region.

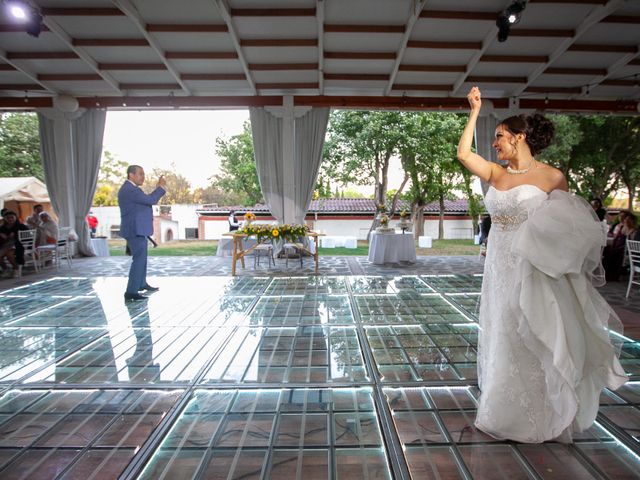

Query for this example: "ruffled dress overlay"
[476,185,627,443]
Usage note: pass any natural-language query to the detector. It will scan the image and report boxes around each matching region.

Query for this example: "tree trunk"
[389,174,409,216]
[438,194,445,240]
[412,200,425,238]
[626,180,635,211]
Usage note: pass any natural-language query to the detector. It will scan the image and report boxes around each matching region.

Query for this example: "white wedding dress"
[476,184,627,443]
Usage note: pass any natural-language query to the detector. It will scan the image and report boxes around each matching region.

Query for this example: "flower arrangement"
[380,214,389,227]
[399,209,409,218]
[244,212,256,221]
[240,223,308,242]
[376,204,386,213]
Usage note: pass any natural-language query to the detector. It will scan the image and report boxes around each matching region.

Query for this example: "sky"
[102,109,409,195]
[102,109,250,189]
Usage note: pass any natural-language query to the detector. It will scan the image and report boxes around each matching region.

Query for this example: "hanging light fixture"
[496,1,527,42]
[3,1,44,37]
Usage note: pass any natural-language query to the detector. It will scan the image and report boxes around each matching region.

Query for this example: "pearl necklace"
[506,159,535,175]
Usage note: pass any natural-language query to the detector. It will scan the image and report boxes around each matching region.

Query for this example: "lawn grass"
[108,238,481,256]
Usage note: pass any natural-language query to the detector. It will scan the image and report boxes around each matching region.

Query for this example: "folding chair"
[254,241,275,268]
[283,237,305,268]
[37,226,73,270]
[17,229,39,276]
[626,239,640,298]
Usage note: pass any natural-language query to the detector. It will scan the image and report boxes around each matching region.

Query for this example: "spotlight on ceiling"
[496,0,527,42]
[4,1,44,37]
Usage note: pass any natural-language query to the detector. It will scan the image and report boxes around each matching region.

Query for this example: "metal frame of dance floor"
[0,258,639,479]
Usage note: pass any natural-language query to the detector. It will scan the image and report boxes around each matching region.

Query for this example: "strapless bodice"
[484,185,548,231]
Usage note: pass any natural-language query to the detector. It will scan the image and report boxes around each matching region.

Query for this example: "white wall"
[91,206,120,237]
[312,219,373,240]
[170,204,200,239]
[423,219,474,239]
[159,219,179,242]
[92,204,202,239]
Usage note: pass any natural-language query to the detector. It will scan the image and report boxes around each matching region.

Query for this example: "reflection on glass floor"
[0,275,638,479]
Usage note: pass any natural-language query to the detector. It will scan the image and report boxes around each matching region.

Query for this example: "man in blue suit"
[118,165,166,301]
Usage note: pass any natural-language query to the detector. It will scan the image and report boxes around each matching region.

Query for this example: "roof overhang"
[0,0,638,114]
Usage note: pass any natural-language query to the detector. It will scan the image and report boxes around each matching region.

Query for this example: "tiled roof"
[198,198,473,215]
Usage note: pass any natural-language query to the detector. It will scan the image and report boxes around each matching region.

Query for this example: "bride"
[457,86,627,442]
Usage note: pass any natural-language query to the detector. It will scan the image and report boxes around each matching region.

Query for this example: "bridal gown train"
[476,184,627,443]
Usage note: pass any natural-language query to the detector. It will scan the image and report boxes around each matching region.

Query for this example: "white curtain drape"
[38,114,66,221]
[72,110,107,255]
[249,107,284,221]
[38,109,106,256]
[294,108,329,224]
[250,106,329,225]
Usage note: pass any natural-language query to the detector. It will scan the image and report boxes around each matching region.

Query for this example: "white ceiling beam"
[41,17,122,94]
[512,0,625,98]
[384,0,427,96]
[213,0,257,94]
[0,48,56,93]
[450,27,497,96]
[112,0,192,95]
[317,0,324,95]
[584,47,640,98]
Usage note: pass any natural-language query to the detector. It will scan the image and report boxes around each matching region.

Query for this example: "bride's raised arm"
[457,86,501,183]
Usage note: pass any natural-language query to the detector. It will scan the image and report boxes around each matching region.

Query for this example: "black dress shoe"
[139,284,159,292]
[124,292,147,301]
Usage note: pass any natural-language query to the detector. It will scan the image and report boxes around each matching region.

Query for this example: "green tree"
[401,112,466,238]
[194,184,247,206]
[0,113,43,180]
[93,150,128,206]
[144,164,193,204]
[211,121,263,206]
[322,110,409,208]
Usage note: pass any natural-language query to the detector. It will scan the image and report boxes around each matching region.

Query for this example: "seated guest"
[609,210,630,237]
[25,204,44,230]
[624,214,639,241]
[36,211,59,247]
[0,211,29,277]
[603,212,637,280]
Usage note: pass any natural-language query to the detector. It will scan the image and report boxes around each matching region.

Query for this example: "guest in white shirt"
[36,211,58,246]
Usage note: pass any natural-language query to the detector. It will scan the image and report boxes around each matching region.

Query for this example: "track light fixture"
[496,0,527,42]
[3,1,44,37]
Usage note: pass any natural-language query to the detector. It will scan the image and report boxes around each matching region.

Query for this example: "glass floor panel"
[139,387,391,480]
[0,275,636,479]
[200,326,369,384]
[265,276,349,295]
[248,294,354,326]
[421,275,484,293]
[0,389,183,479]
[355,294,473,325]
[383,387,640,480]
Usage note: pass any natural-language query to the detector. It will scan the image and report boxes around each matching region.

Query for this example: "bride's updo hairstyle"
[499,113,555,156]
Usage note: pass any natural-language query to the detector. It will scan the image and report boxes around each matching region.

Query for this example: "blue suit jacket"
[118,181,166,239]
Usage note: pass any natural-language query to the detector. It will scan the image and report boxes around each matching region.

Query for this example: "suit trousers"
[126,235,148,294]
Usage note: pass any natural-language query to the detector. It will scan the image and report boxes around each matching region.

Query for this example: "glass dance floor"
[0,275,638,479]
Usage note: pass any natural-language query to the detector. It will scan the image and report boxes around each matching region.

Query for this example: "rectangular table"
[224,232,323,276]
[368,231,416,265]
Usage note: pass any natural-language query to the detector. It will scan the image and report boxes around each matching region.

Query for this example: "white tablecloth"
[91,237,109,257]
[368,232,416,264]
[216,237,257,257]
